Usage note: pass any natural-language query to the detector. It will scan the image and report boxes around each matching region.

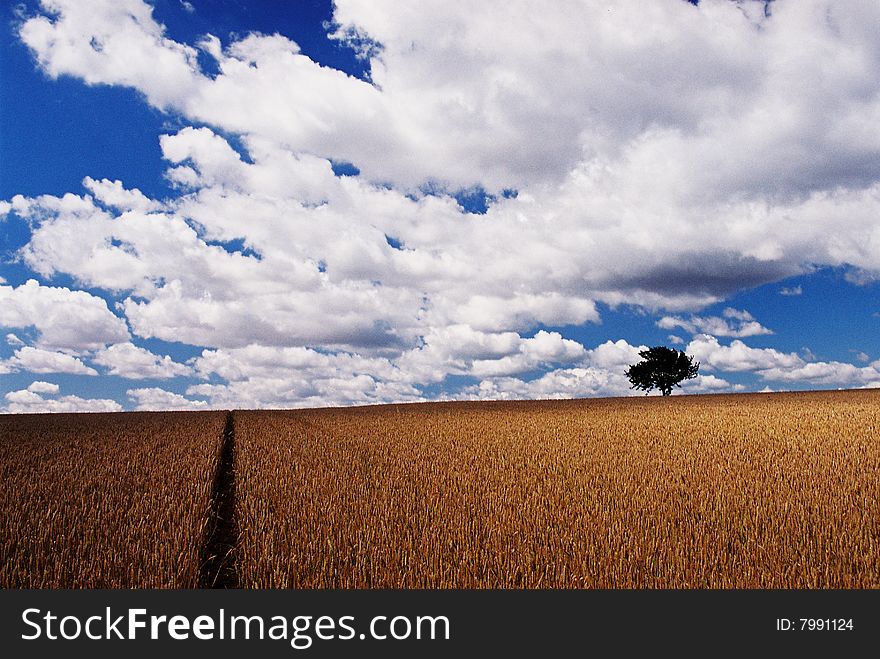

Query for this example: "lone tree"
[625,346,699,396]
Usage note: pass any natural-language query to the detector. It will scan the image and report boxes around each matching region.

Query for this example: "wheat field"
[1,391,878,588]
[234,391,880,588]
[0,411,226,588]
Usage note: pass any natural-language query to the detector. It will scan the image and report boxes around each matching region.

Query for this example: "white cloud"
[686,334,804,372]
[4,390,42,405]
[191,344,388,381]
[127,387,208,410]
[584,339,645,371]
[18,0,880,197]
[3,347,98,375]
[779,285,802,296]
[456,338,720,401]
[5,333,25,346]
[758,361,880,387]
[190,344,419,408]
[686,334,880,388]
[19,0,200,110]
[0,279,129,352]
[658,308,773,338]
[681,374,744,393]
[187,332,589,407]
[26,380,60,394]
[92,342,191,379]
[452,330,585,378]
[185,374,422,409]
[83,177,163,213]
[14,0,880,324]
[3,388,121,413]
[8,1,880,407]
[851,350,870,363]
[459,366,636,401]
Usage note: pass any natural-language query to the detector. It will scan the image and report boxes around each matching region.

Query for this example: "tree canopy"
[625,346,699,396]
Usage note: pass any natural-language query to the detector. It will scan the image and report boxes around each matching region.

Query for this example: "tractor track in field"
[199,411,239,588]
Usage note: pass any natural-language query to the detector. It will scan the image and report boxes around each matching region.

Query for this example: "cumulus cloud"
[686,334,803,372]
[19,0,200,110]
[14,0,880,269]
[657,308,773,338]
[779,285,802,296]
[459,367,636,401]
[397,328,587,381]
[469,331,586,378]
[2,347,98,375]
[3,388,121,413]
[681,374,744,393]
[585,339,645,371]
[6,1,880,408]
[189,344,420,408]
[687,334,880,388]
[455,338,744,401]
[82,177,163,213]
[186,379,414,409]
[127,387,208,410]
[27,0,877,197]
[26,380,60,394]
[0,279,129,352]
[758,361,880,387]
[92,343,191,379]
[186,332,590,407]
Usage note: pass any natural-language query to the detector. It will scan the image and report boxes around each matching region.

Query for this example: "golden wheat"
[2,391,877,588]
[0,411,227,588]
[234,391,880,588]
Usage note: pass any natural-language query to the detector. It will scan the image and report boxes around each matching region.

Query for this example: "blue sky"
[2,0,880,412]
